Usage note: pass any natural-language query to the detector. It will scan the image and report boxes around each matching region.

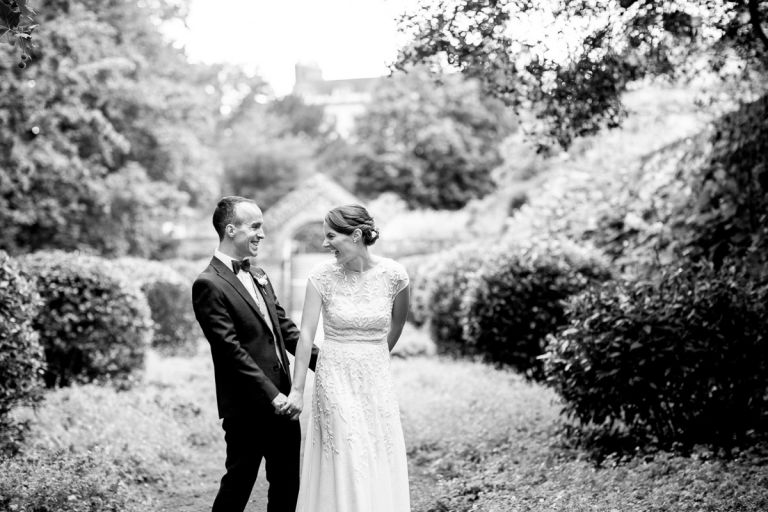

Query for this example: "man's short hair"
[212,196,257,241]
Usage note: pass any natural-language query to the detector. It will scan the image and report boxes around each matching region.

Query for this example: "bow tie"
[231,258,251,274]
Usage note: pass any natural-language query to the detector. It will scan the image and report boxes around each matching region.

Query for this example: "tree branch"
[748,0,768,53]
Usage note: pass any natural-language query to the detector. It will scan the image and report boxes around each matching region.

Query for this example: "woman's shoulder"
[309,259,337,277]
[374,256,408,277]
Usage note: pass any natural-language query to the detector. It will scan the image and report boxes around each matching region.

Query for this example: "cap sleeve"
[389,260,410,297]
[308,262,332,302]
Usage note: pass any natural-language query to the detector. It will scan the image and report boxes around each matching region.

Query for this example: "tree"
[353,67,516,209]
[218,94,330,210]
[0,0,37,65]
[0,0,223,257]
[396,0,768,151]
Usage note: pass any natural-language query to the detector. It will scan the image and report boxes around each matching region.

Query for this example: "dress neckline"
[336,257,382,275]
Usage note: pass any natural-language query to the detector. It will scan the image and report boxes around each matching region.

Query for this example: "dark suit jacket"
[192,257,318,419]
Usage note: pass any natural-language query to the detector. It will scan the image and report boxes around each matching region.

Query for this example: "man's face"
[228,202,265,259]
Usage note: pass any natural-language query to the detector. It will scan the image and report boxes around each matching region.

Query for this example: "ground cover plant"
[2,330,765,512]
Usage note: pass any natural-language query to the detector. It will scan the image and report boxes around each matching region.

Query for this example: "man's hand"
[271,392,290,414]
[272,390,303,420]
[283,388,304,420]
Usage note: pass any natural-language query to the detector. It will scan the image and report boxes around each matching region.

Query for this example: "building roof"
[264,173,360,235]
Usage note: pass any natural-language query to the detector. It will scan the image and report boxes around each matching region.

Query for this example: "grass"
[395,358,768,512]
[2,329,767,512]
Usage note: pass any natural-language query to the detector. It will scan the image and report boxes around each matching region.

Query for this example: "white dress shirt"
[214,250,285,369]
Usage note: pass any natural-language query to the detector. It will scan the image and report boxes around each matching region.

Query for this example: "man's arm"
[192,277,280,402]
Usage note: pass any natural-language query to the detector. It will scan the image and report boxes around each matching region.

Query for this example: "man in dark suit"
[192,196,318,512]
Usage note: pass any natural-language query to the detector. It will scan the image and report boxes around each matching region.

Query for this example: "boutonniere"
[253,270,269,287]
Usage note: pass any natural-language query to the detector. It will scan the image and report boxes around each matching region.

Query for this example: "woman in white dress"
[284,204,411,512]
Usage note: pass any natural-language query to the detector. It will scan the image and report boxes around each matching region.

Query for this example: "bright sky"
[169,0,413,96]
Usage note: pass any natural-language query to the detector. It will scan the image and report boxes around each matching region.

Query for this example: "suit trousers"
[212,392,300,512]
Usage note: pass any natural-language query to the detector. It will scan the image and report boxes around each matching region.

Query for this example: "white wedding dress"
[296,257,411,512]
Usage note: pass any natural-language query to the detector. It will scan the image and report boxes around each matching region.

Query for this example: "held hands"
[271,389,303,421]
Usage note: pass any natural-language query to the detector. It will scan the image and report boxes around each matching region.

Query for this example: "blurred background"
[2,1,767,511]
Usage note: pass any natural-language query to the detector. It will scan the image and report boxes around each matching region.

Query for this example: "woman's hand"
[282,388,304,420]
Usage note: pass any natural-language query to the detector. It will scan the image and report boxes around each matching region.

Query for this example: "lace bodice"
[297,256,412,512]
[308,257,409,344]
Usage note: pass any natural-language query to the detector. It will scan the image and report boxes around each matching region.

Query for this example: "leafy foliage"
[218,94,332,210]
[160,257,208,284]
[0,0,37,63]
[0,450,152,512]
[21,251,152,388]
[425,246,487,357]
[585,93,768,279]
[461,238,611,380]
[116,257,198,356]
[543,263,768,449]
[396,0,768,150]
[0,250,44,454]
[400,252,447,327]
[353,67,516,209]
[0,0,223,257]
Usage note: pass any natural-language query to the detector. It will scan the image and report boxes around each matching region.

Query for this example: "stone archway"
[260,173,360,315]
[286,221,326,314]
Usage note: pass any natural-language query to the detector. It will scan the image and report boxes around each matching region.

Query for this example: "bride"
[283,204,411,512]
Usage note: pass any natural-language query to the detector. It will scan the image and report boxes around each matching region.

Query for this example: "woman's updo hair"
[325,204,380,246]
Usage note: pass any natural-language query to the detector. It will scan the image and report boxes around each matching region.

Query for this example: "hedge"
[0,251,45,453]
[543,263,768,449]
[115,257,199,356]
[21,251,152,387]
[461,238,611,380]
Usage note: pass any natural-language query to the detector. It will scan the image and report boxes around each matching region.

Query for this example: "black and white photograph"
[1,0,767,511]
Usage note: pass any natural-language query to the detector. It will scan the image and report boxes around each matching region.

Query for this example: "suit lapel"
[210,258,290,376]
[252,271,292,373]
[210,258,267,324]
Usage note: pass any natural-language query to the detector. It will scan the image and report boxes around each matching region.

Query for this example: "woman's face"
[322,221,360,264]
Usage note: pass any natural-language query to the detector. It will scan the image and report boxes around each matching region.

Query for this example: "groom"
[192,196,318,512]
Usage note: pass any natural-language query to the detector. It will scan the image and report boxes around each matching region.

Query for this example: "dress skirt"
[295,337,410,512]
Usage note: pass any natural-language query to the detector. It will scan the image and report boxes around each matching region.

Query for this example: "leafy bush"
[116,257,199,356]
[543,263,768,449]
[21,251,152,387]
[0,251,45,453]
[0,451,153,512]
[461,239,611,380]
[583,94,768,279]
[400,252,447,327]
[675,95,768,273]
[159,257,208,284]
[426,246,487,357]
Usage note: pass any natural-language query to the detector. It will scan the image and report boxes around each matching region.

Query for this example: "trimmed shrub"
[400,252,447,327]
[0,251,45,453]
[116,257,199,356]
[543,263,768,449]
[160,257,208,284]
[427,246,487,357]
[461,238,611,380]
[21,251,152,388]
